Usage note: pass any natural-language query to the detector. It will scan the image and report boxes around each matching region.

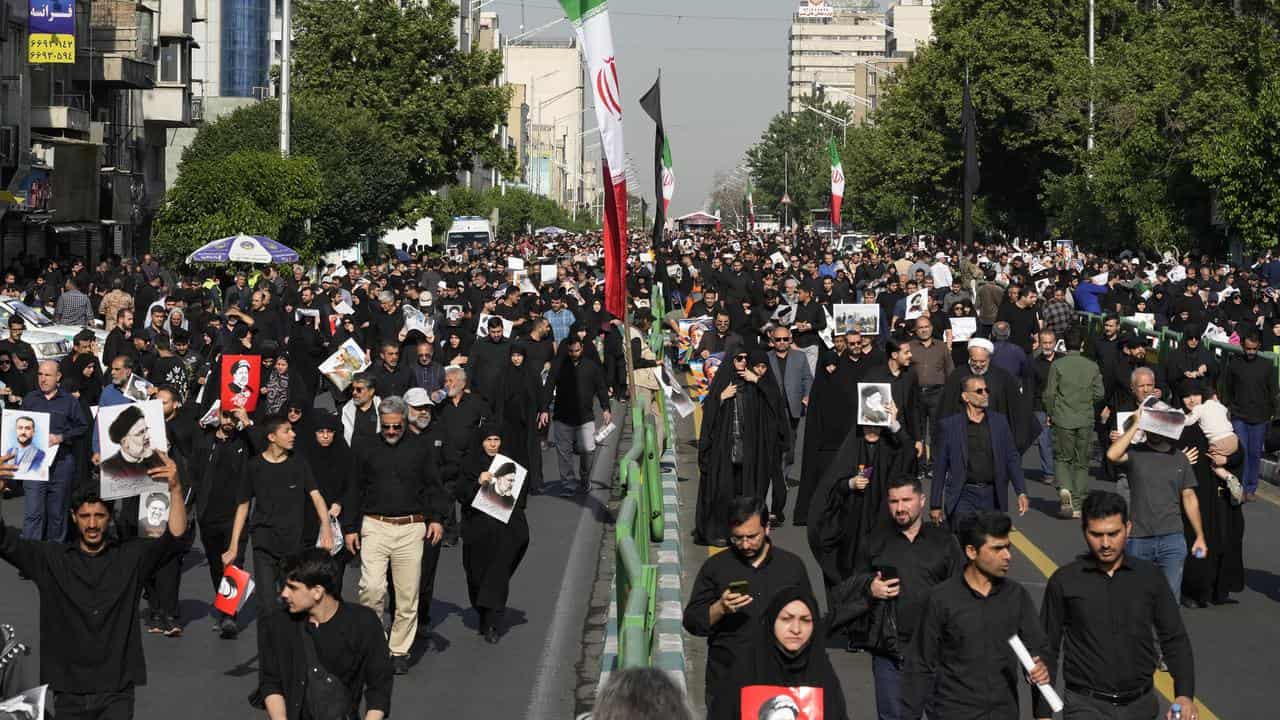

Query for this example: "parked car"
[0,298,107,361]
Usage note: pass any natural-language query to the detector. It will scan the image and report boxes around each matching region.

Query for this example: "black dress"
[454,449,531,631]
[1178,423,1245,603]
[794,354,862,526]
[491,357,542,474]
[695,366,789,545]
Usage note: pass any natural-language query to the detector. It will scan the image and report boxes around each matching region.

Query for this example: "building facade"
[504,39,583,210]
[788,0,886,115]
[0,0,200,266]
[886,0,933,57]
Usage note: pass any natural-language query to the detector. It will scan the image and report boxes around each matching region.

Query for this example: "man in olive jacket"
[1044,328,1106,518]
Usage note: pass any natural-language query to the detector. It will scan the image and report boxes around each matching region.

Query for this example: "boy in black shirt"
[261,549,393,720]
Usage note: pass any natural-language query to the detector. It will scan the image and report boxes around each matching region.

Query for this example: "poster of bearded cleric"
[97,401,170,500]
[220,354,261,414]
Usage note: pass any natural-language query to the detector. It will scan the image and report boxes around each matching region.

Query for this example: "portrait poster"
[220,354,261,414]
[676,316,714,365]
[214,565,255,617]
[739,685,824,720]
[402,304,431,339]
[904,289,928,321]
[949,317,977,342]
[688,359,709,402]
[319,338,369,392]
[701,352,725,402]
[772,304,796,326]
[540,264,559,283]
[136,488,171,538]
[656,358,695,418]
[831,304,880,336]
[476,313,514,338]
[471,453,526,524]
[0,409,54,482]
[857,382,894,427]
[444,304,464,324]
[97,400,169,501]
[0,684,48,720]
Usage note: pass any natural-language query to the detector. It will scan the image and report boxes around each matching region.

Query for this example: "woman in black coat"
[491,344,542,474]
[1177,385,1245,607]
[714,585,849,720]
[453,424,530,643]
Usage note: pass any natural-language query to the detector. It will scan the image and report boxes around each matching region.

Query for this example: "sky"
[488,0,796,216]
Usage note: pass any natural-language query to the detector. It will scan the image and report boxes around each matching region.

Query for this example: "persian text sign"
[29,1,76,64]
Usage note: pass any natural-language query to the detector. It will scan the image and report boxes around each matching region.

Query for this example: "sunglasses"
[382,423,403,430]
[970,387,989,395]
[774,337,792,342]
[733,355,748,362]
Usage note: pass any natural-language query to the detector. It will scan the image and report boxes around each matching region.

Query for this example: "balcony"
[142,84,193,127]
[32,105,91,136]
[158,0,196,38]
[93,55,156,89]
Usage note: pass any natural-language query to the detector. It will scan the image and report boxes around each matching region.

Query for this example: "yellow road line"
[1009,530,1220,720]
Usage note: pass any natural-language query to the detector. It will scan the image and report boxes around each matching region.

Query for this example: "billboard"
[797,0,835,18]
[29,0,76,64]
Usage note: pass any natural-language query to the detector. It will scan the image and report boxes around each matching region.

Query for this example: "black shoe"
[219,616,239,639]
[146,609,164,634]
[161,614,183,637]
[392,655,411,675]
[484,628,500,644]
[247,688,265,710]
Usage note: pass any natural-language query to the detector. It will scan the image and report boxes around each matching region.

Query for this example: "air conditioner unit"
[0,126,15,167]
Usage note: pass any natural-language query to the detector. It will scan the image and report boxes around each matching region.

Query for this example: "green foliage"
[1197,75,1280,251]
[176,97,412,255]
[746,99,852,218]
[152,151,324,260]
[291,0,514,191]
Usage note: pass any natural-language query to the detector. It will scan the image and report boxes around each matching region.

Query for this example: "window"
[160,41,180,83]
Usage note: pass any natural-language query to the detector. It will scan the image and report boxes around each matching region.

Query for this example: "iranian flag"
[829,137,845,227]
[745,176,756,230]
[659,138,674,213]
[559,0,627,318]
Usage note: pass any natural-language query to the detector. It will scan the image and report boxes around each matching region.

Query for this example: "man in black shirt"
[682,497,814,720]
[547,336,611,495]
[1039,491,1197,720]
[192,407,257,638]
[346,395,448,675]
[260,549,393,720]
[0,451,185,720]
[902,511,1049,720]
[833,475,965,720]
[223,415,333,641]
[369,340,415,398]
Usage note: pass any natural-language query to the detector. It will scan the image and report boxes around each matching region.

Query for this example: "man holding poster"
[18,361,88,542]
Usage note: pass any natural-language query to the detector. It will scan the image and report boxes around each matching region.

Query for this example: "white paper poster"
[97,400,170,501]
[471,454,526,524]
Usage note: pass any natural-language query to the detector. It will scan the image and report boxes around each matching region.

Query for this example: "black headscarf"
[299,411,351,539]
[717,585,848,720]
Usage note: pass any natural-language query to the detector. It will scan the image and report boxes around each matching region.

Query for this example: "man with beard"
[828,475,964,719]
[931,375,1030,527]
[345,396,448,675]
[403,387,450,626]
[807,409,912,604]
[470,316,512,404]
[862,339,924,465]
[767,326,812,522]
[436,366,490,543]
[682,498,814,720]
[901,512,1050,720]
[0,452,184,719]
[18,361,88,542]
[370,341,415,399]
[937,338,1039,452]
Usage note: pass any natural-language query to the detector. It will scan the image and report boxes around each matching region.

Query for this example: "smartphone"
[877,566,899,581]
[728,580,750,595]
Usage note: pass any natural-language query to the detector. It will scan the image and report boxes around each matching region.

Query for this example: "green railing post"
[644,419,664,541]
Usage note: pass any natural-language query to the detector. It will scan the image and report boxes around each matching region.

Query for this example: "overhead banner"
[29,0,76,64]
[797,0,835,18]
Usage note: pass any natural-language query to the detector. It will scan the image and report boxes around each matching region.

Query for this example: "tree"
[291,0,513,193]
[152,151,325,260]
[177,97,412,255]
[746,100,852,222]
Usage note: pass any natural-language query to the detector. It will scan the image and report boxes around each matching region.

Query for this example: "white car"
[0,298,107,362]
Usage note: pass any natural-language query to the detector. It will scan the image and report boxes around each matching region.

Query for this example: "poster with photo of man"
[220,354,261,413]
[137,490,171,538]
[0,410,54,482]
[97,400,170,500]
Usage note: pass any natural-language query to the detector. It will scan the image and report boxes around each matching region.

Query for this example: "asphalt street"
[0,419,620,719]
[677,412,1279,720]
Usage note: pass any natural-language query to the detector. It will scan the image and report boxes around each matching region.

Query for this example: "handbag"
[298,622,354,720]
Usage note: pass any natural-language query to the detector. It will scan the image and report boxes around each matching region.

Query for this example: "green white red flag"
[559,0,627,317]
[829,137,845,227]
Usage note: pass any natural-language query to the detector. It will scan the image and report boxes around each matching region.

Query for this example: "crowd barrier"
[1074,311,1280,403]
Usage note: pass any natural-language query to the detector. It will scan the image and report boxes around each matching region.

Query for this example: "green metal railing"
[612,334,674,669]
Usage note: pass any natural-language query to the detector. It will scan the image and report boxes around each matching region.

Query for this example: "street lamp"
[801,100,853,144]
[1087,0,1095,152]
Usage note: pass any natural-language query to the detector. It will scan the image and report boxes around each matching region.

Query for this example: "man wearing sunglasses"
[930,375,1030,528]
[346,395,449,675]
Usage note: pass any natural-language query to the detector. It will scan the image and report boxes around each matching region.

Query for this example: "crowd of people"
[0,242,627,719]
[0,226,1269,719]
[673,231,1274,720]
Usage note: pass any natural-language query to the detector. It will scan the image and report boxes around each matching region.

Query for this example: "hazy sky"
[490,0,795,216]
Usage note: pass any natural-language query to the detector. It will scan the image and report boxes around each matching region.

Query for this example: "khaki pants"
[1053,424,1093,513]
[357,517,426,656]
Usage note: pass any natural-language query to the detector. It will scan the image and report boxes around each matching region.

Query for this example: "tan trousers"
[357,517,425,656]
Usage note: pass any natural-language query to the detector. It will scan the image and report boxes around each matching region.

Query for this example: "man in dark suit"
[929,374,1029,527]
[767,325,813,523]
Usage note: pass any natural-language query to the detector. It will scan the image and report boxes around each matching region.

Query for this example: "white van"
[445,216,493,254]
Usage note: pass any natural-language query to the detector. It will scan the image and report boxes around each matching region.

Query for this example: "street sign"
[781,193,792,205]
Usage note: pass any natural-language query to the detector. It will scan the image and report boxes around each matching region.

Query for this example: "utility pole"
[1087,0,1094,152]
[280,0,292,157]
[784,151,790,230]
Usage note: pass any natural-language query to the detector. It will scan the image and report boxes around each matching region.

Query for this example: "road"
[676,413,1278,719]
[0,419,620,719]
